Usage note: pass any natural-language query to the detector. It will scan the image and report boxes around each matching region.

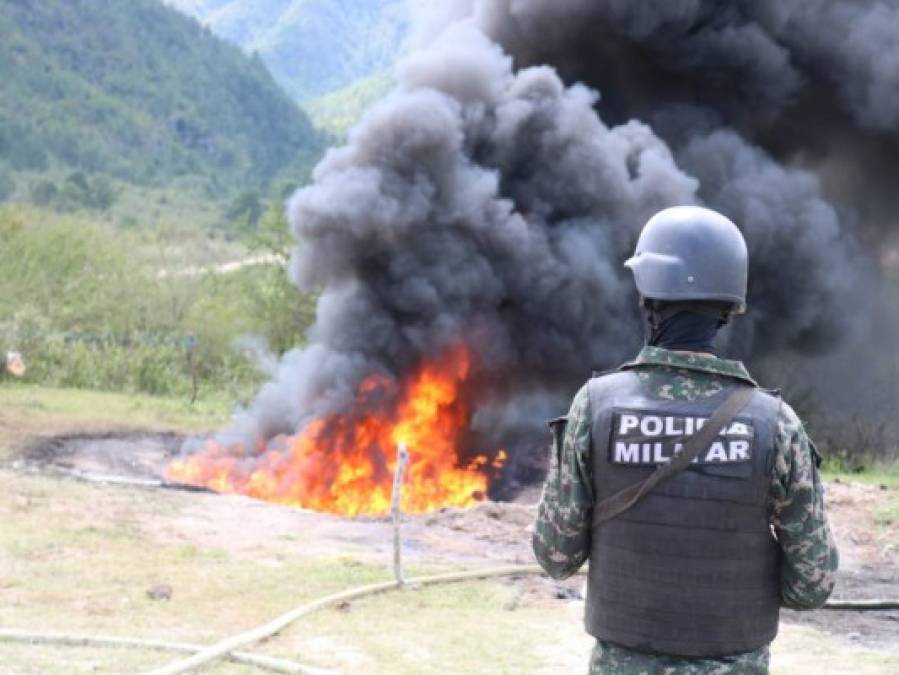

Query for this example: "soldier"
[533,206,838,674]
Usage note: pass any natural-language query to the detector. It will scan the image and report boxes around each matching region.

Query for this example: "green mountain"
[166,0,412,103]
[305,70,393,137]
[0,0,324,198]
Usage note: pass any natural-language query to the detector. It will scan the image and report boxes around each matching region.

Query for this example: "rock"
[146,584,173,601]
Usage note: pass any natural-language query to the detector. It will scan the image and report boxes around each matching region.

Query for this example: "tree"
[31,180,58,206]
[224,189,264,234]
[89,175,118,210]
[55,172,118,211]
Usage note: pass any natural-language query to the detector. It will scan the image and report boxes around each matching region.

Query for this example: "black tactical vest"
[584,369,781,657]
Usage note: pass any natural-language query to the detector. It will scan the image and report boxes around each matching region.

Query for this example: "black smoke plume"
[207,1,897,489]
[470,0,899,454]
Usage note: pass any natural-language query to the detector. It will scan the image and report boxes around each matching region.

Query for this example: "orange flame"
[166,343,502,516]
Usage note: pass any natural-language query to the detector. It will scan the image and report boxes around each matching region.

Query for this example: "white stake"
[391,442,410,586]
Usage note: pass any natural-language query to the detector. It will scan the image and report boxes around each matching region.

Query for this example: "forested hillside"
[0,0,324,200]
[166,0,412,102]
[305,71,393,136]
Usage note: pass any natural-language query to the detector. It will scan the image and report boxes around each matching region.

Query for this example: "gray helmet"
[625,206,748,311]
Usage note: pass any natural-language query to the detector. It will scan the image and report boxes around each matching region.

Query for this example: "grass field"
[1,384,897,674]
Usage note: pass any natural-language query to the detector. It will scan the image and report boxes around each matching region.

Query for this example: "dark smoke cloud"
[677,129,868,355]
[472,0,899,245]
[473,0,899,131]
[466,0,893,449]
[220,23,697,452]
[772,1,899,131]
[211,1,893,469]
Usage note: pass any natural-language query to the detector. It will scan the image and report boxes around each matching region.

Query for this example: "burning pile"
[170,2,899,514]
[168,343,505,515]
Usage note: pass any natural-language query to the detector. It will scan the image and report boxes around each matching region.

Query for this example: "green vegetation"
[0,0,324,204]
[167,0,413,102]
[30,171,117,211]
[0,0,322,409]
[821,459,899,490]
[305,70,394,138]
[0,204,314,401]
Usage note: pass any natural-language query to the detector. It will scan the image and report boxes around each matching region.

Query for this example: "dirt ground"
[14,431,899,657]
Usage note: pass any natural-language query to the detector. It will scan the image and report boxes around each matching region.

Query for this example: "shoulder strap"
[591,386,756,529]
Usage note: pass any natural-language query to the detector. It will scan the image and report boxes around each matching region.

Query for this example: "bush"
[55,171,119,211]
[0,206,311,401]
[222,188,264,236]
[30,179,58,206]
[1,309,264,398]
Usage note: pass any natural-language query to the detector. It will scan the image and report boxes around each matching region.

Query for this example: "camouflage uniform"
[533,346,838,675]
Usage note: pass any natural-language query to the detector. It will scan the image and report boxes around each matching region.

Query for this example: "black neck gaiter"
[645,309,722,355]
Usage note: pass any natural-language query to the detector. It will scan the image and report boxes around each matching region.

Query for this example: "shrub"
[0,206,309,401]
[30,179,58,206]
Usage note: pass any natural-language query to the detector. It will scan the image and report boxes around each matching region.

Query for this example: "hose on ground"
[142,562,899,675]
[144,562,899,675]
[0,629,317,673]
[144,565,545,675]
[5,565,894,675]
[822,598,899,610]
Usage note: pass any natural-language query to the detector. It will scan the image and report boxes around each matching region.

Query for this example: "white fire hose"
[140,565,899,675]
[0,630,310,674]
[144,564,549,675]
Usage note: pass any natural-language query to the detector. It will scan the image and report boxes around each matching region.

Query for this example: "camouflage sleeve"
[532,384,594,580]
[770,401,839,609]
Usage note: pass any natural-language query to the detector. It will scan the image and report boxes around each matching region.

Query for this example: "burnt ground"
[17,431,185,485]
[12,431,899,652]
